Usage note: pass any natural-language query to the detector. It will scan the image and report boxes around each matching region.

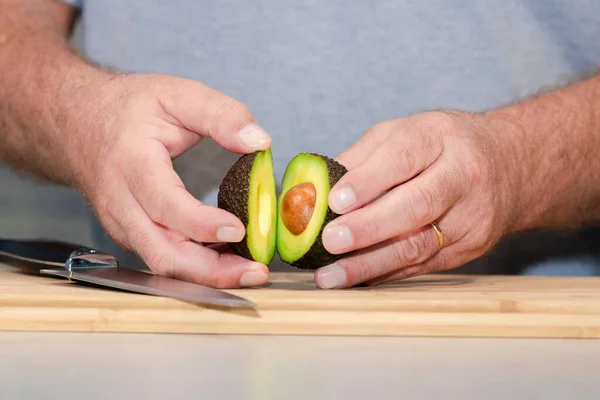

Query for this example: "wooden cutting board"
[2,264,600,338]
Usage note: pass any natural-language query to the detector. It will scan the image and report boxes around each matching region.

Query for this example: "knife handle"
[0,238,116,274]
[66,247,119,271]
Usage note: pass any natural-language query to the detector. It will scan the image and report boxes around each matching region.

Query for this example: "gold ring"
[430,221,444,249]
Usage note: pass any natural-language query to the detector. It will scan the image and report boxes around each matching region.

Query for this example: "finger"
[158,77,271,153]
[127,143,246,244]
[329,126,443,214]
[322,163,462,255]
[363,245,466,286]
[101,208,191,254]
[205,243,236,254]
[106,189,268,288]
[315,223,445,289]
[334,120,396,170]
[168,241,270,288]
[158,222,190,243]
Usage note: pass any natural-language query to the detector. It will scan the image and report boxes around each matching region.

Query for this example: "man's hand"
[314,110,526,288]
[66,74,272,288]
[0,1,272,288]
[316,70,600,289]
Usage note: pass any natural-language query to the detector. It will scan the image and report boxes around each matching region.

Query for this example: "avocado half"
[217,150,347,270]
[276,153,347,269]
[217,149,277,265]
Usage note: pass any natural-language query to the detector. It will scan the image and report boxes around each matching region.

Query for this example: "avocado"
[276,153,347,269]
[217,149,277,265]
[218,151,347,270]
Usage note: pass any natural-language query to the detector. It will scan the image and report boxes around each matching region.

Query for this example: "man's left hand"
[315,110,526,288]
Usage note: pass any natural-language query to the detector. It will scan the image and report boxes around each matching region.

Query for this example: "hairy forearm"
[0,0,109,186]
[486,73,600,231]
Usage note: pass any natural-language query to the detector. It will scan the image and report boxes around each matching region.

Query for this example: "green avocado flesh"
[218,150,347,270]
[276,153,347,269]
[217,149,277,265]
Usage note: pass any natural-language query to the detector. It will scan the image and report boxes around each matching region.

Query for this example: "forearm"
[486,73,600,231]
[0,0,109,186]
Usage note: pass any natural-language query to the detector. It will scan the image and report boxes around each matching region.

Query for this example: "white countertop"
[1,332,599,399]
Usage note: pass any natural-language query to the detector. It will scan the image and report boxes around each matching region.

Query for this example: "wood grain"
[2,265,600,338]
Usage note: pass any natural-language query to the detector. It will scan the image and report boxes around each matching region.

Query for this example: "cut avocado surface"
[218,150,347,270]
[217,149,277,265]
[276,153,347,269]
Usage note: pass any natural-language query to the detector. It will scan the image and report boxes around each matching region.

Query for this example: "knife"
[0,238,255,309]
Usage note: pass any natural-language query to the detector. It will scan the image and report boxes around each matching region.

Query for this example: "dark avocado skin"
[285,154,348,270]
[217,152,256,261]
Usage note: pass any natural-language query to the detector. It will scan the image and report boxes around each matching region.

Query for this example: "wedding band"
[430,221,444,249]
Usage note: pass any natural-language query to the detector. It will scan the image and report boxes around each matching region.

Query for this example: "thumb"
[158,76,271,154]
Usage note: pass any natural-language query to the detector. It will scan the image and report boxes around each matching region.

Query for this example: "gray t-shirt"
[61,0,600,272]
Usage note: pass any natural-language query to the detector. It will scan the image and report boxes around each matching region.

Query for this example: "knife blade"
[0,238,255,309]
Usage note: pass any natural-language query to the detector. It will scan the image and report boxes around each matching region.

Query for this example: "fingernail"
[329,186,356,213]
[316,264,346,289]
[217,226,245,242]
[240,264,268,287]
[322,224,353,252]
[238,123,271,150]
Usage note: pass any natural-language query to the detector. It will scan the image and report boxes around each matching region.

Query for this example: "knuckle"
[369,120,395,136]
[147,74,170,91]
[145,190,168,223]
[208,277,224,289]
[143,74,182,102]
[463,152,486,187]
[124,84,156,113]
[406,185,435,225]
[387,142,416,176]
[202,254,227,288]
[342,257,373,284]
[422,110,460,133]
[212,96,250,125]
[434,171,457,206]
[187,205,209,237]
[364,119,397,145]
[394,233,426,265]
[140,76,160,96]
[461,216,496,257]
[423,254,449,274]
[474,219,496,252]
[415,111,455,150]
[146,250,174,277]
[103,196,120,221]
[207,272,226,289]
[433,253,452,272]
[361,217,382,244]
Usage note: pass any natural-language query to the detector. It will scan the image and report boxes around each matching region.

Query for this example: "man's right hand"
[66,73,272,288]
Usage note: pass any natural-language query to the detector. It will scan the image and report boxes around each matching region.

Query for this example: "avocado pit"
[281,182,317,235]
